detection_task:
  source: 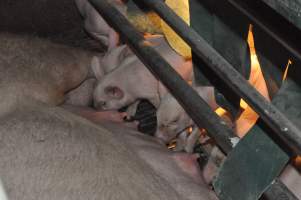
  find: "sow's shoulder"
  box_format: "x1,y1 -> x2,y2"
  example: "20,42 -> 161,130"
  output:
0,103 -> 182,200
0,33 -> 93,105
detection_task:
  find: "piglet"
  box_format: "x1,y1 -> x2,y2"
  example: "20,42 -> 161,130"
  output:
156,86 -> 219,152
92,35 -> 193,111
75,0 -> 127,50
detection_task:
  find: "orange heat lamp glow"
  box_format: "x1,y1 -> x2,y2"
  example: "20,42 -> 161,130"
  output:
187,127 -> 193,135
283,59 -> 293,81
234,24 -> 271,138
293,156 -> 301,171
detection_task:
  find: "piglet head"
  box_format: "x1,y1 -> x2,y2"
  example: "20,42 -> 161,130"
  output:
93,80 -> 126,110
155,93 -> 192,143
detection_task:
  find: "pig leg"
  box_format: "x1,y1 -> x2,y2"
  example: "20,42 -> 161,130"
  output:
61,105 -> 125,122
61,105 -> 137,129
108,28 -> 120,50
172,153 -> 205,185
185,128 -> 200,153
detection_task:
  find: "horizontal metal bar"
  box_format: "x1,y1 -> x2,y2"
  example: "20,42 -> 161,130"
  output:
88,0 -> 236,153
140,0 -> 301,157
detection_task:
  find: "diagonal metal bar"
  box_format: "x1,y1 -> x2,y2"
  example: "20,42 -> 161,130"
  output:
139,0 -> 301,157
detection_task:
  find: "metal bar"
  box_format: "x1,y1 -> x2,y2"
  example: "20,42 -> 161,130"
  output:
228,0 -> 301,62
139,0 -> 301,157
262,179 -> 299,200
88,0 -> 235,153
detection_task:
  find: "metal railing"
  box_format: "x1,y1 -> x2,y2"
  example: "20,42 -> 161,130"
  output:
88,0 -> 301,199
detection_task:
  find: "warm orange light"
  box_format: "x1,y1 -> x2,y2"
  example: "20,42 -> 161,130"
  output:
215,107 -> 227,117
235,24 -> 270,138
294,156 -> 301,169
283,59 -> 293,81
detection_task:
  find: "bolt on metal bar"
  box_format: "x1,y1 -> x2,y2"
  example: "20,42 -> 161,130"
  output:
139,0 -> 301,157
89,0 -> 236,153
88,0 -> 298,199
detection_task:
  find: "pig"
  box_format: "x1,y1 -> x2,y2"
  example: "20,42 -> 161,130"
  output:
0,33 -> 217,200
0,32 -> 125,122
155,86 -> 219,153
0,101 -> 218,200
75,0 -> 127,50
92,35 -> 193,111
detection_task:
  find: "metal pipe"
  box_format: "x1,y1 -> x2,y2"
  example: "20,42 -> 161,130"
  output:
89,0 -> 235,153
263,179 -> 299,200
139,0 -> 301,157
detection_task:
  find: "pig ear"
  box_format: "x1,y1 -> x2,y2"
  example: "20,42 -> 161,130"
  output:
102,45 -> 133,73
112,45 -> 133,64
105,86 -> 124,99
91,56 -> 105,79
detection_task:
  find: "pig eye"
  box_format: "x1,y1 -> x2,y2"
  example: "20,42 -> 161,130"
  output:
105,86 -> 124,99
171,119 -> 179,124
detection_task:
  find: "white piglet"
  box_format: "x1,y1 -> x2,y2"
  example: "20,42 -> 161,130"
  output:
156,86 -> 219,152
75,0 -> 127,50
92,35 -> 193,111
